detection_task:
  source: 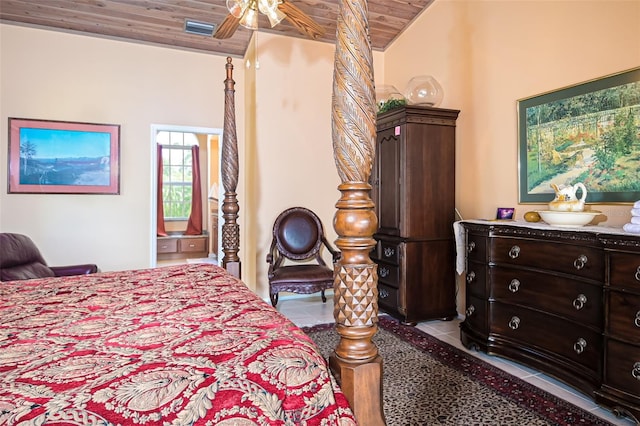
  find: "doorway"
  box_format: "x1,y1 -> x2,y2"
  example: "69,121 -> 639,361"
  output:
150,124 -> 223,267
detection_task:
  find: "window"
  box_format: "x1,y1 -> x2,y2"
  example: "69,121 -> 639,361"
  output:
157,131 -> 199,220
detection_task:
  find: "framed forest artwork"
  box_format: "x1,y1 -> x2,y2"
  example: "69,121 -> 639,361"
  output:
518,67 -> 640,204
8,118 -> 120,194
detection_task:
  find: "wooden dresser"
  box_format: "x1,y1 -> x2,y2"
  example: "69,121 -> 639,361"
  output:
371,106 -> 459,325
157,234 -> 209,261
458,220 -> 639,423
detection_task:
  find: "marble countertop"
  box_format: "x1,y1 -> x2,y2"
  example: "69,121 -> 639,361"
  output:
453,219 -> 637,275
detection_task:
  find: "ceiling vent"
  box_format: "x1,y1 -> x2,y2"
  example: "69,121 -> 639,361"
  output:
184,20 -> 216,37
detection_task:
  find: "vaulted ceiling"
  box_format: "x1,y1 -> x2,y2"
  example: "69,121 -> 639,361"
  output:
0,0 -> 435,57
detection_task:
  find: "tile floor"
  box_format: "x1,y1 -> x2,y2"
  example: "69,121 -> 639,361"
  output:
276,293 -> 637,426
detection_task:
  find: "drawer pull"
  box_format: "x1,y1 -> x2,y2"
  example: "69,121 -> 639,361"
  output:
573,338 -> 587,354
635,311 -> 640,328
467,241 -> 476,253
508,316 -> 520,330
465,305 -> 475,317
379,267 -> 390,278
573,254 -> 588,270
379,288 -> 389,299
508,245 -> 520,259
635,266 -> 640,282
466,270 -> 476,284
633,362 -> 640,380
573,294 -> 587,310
383,247 -> 395,258
189,243 -> 196,248
508,279 -> 520,293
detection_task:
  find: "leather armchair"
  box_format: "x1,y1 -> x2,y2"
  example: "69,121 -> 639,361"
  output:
266,207 -> 340,307
0,233 -> 98,281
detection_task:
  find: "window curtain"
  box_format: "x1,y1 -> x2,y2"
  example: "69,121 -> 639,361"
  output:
156,144 -> 168,237
185,145 -> 203,235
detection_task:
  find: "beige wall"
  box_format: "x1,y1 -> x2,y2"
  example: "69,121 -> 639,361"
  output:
247,33 -> 385,297
1,0 -> 639,307
385,0 -> 640,223
0,24 -> 244,273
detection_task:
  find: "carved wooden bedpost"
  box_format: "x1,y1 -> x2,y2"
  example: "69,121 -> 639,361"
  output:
330,1 -> 385,424
221,57 -> 241,278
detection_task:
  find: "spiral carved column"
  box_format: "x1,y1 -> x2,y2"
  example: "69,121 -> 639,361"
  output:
221,57 -> 241,278
330,0 -> 384,424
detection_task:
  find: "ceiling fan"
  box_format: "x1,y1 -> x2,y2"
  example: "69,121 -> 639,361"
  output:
214,0 -> 325,40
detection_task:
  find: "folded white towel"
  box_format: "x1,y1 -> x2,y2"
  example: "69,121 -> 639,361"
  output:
633,216 -> 640,225
632,208 -> 640,216
623,223 -> 640,234
634,200 -> 640,208
453,221 -> 466,275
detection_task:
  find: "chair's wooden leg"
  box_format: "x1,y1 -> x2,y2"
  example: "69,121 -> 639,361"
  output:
270,292 -> 278,307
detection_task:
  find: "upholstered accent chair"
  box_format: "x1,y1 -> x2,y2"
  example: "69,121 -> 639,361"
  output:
0,233 -> 98,281
266,207 -> 339,307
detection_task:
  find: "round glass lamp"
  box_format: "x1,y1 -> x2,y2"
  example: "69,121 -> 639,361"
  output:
404,75 -> 443,107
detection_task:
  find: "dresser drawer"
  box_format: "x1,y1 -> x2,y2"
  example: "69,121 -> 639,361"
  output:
465,262 -> 487,299
604,338 -> 640,399
377,262 -> 400,287
491,237 -> 603,281
157,238 -> 178,253
490,267 -> 602,328
179,237 -> 207,253
607,290 -> 640,344
464,295 -> 487,333
489,302 -> 601,372
379,241 -> 400,265
466,233 -> 487,263
609,252 -> 640,292
378,283 -> 399,312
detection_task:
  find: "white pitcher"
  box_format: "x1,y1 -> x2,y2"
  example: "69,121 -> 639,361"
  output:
548,183 -> 587,212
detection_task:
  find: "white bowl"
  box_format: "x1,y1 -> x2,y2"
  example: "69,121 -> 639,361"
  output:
536,210 -> 600,228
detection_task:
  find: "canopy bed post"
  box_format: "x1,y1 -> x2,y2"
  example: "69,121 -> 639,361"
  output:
221,57 -> 241,278
330,0 -> 385,424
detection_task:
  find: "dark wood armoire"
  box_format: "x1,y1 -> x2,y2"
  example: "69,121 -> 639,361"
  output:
370,105 -> 460,325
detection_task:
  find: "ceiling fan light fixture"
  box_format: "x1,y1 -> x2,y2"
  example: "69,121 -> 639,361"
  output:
226,0 -> 249,19
258,0 -> 285,27
239,3 -> 259,30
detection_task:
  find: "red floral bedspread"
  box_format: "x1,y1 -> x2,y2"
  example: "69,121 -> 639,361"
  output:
0,264 -> 355,425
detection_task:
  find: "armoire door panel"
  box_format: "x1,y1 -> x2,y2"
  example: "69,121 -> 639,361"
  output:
377,129 -> 400,236
403,125 -> 456,238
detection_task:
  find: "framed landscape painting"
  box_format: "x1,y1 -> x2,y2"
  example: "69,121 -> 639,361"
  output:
8,118 -> 120,194
518,67 -> 640,204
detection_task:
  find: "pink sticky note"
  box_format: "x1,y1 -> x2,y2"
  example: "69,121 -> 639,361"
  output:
394,126 -> 401,136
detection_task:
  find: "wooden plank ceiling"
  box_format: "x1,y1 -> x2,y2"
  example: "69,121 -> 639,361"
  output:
0,0 -> 434,57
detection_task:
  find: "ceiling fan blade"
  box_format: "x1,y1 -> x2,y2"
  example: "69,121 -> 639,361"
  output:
214,13 -> 240,39
278,0 -> 325,40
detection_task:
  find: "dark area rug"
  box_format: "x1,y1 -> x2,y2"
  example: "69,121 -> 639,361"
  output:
304,315 -> 614,426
